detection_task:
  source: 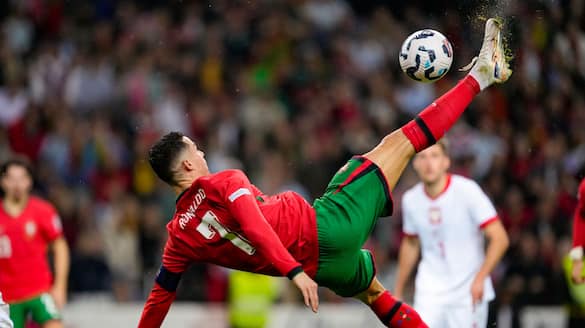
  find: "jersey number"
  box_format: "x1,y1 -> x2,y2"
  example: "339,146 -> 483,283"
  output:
0,235 -> 12,259
196,210 -> 256,255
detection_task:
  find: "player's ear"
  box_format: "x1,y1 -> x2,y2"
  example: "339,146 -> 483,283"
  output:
182,159 -> 194,171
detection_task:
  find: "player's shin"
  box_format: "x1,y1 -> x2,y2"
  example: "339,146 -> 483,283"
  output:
370,291 -> 428,328
400,75 -> 480,152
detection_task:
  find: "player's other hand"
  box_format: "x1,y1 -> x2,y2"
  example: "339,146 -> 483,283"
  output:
292,272 -> 319,313
470,276 -> 484,308
572,259 -> 585,284
50,284 -> 67,309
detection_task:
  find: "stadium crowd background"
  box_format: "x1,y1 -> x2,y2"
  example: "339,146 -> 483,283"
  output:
1,0 -> 585,326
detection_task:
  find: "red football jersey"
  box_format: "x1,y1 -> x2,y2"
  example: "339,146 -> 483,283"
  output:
573,178 -> 585,248
0,196 -> 63,302
165,169 -> 319,277
139,169 -> 319,327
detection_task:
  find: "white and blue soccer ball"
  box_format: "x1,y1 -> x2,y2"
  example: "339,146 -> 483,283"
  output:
399,29 -> 453,83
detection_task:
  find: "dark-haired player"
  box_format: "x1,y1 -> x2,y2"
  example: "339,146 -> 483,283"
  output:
0,159 -> 69,328
138,18 -> 512,328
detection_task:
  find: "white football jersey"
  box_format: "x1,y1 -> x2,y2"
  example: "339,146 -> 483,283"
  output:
401,174 -> 498,306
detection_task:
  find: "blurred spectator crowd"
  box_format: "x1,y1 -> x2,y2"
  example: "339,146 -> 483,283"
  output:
1,0 -> 585,326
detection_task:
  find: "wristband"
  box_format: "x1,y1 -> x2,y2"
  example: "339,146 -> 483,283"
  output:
570,246 -> 583,261
287,266 -> 304,280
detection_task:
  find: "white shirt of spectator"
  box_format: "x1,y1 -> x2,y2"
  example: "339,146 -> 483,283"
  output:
401,174 -> 498,306
0,88 -> 28,127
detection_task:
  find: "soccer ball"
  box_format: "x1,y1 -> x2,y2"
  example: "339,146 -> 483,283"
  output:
399,29 -> 453,83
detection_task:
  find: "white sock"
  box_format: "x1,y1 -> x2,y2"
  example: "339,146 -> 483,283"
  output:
469,69 -> 490,91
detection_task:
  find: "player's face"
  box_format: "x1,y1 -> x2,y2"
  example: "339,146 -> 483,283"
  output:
181,136 -> 209,174
0,165 -> 32,201
413,144 -> 450,184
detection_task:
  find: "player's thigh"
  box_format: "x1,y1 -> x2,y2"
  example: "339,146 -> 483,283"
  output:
445,301 -> 488,328
316,249 -> 376,298
414,298 -> 446,328
29,294 -> 61,326
362,130 -> 415,190
314,156 -> 392,252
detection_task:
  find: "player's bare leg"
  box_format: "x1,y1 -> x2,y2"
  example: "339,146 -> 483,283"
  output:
364,18 -> 511,186
355,277 -> 427,328
363,131 -> 415,190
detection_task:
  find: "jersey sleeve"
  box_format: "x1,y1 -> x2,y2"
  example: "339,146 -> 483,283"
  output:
222,170 -> 302,277
465,181 -> 498,229
250,184 -> 265,197
572,180 -> 585,248
401,194 -> 418,236
138,239 -> 188,328
38,203 -> 63,242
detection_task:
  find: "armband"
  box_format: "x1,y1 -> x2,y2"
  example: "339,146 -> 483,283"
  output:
155,266 -> 182,292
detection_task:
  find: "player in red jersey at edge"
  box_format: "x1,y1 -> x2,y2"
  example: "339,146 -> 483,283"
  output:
570,178 -> 585,284
138,19 -> 512,328
0,159 -> 70,328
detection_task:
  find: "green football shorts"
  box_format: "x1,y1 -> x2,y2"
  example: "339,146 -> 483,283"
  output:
313,156 -> 392,297
9,293 -> 61,328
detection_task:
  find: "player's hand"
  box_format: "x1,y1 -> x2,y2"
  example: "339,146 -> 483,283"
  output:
470,276 -> 484,308
572,259 -> 585,284
50,284 -> 67,309
292,272 -> 319,313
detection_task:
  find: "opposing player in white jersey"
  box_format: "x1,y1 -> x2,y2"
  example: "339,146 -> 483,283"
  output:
394,140 -> 509,328
0,293 -> 13,328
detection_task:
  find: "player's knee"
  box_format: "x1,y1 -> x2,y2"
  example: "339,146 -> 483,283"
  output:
357,278 -> 386,305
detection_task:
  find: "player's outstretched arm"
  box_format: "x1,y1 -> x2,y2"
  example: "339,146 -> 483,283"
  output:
138,282 -> 177,328
224,172 -> 303,274
50,236 -> 70,308
138,262 -> 184,328
394,235 -> 420,300
224,171 -> 318,310
471,220 -> 509,305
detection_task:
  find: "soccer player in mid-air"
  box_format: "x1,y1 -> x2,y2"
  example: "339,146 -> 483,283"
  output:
394,140 -> 509,328
138,18 -> 512,328
0,159 -> 70,328
570,177 -> 585,284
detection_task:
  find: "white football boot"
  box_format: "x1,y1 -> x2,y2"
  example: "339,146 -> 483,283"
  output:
461,18 -> 513,90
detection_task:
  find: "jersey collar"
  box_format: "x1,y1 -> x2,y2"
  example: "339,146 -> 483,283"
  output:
175,188 -> 189,204
424,174 -> 452,200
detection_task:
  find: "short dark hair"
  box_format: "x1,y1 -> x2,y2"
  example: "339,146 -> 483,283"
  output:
436,138 -> 449,155
148,132 -> 188,186
0,158 -> 33,179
